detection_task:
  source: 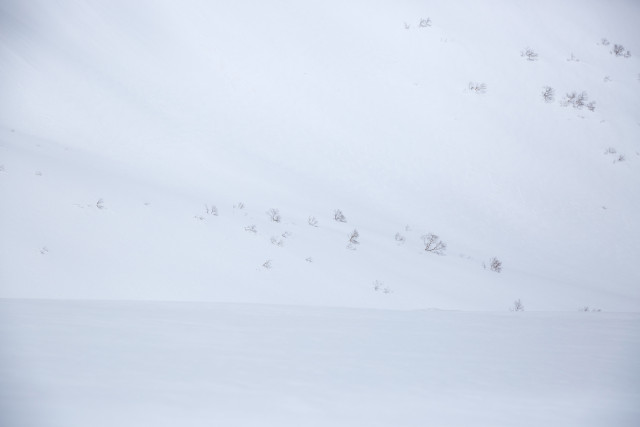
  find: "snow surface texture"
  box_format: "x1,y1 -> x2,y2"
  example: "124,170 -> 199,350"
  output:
1,299 -> 639,427
1,0 -> 640,425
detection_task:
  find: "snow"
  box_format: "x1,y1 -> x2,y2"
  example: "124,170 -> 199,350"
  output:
1,0 -> 640,424
1,299 -> 639,427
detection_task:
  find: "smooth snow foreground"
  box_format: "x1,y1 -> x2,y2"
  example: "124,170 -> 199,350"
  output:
1,299 -> 638,427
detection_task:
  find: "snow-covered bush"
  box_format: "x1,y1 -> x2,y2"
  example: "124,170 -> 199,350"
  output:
422,233 -> 446,255
468,82 -> 487,94
542,86 -> 555,103
205,204 -> 218,216
419,17 -> 432,28
490,257 -> 502,273
334,209 -> 347,223
395,232 -> 406,244
373,280 -> 391,294
521,48 -> 538,61
612,44 -> 629,57
560,91 -> 595,111
347,229 -> 360,249
511,299 -> 524,312
270,236 -> 284,247
267,208 -> 281,223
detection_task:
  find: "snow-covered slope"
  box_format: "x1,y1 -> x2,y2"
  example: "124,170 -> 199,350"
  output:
1,0 -> 639,310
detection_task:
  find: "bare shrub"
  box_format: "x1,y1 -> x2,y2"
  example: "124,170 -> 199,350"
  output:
308,216 -> 319,227
419,17 -> 432,28
542,86 -> 555,103
511,299 -> 524,312
403,22 -> 410,30
244,225 -> 257,233
601,38 -> 610,46
560,92 -> 576,107
604,147 -> 617,155
395,232 -> 406,244
521,48 -> 538,61
267,208 -> 281,223
612,44 -> 625,56
270,236 -> 284,247
205,204 -> 218,216
468,82 -> 487,94
580,306 -> 602,312
262,260 -> 272,269
489,257 -> 502,273
40,246 -> 49,255
575,92 -> 588,109
334,209 -> 347,223
348,229 -> 360,246
373,280 -> 392,294
566,53 -> 579,62
561,91 -> 594,111
422,233 -> 447,255
234,202 -> 245,210
305,257 -> 313,263
96,198 -> 105,209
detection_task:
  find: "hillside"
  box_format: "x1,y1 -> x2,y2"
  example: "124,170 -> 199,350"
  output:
2,0 -> 639,310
